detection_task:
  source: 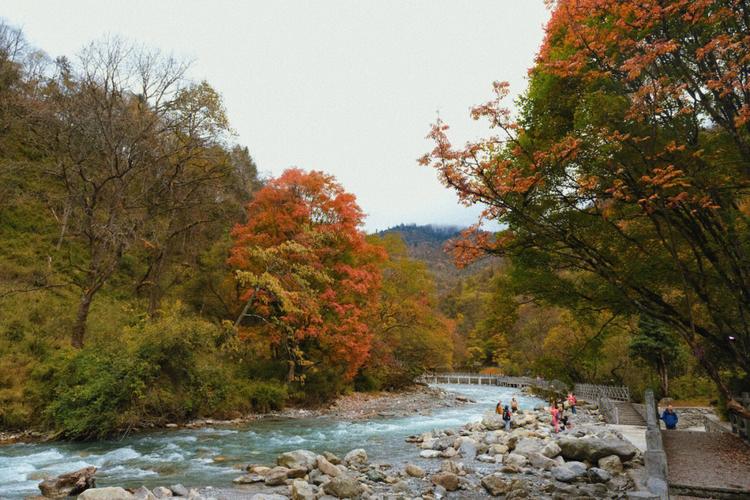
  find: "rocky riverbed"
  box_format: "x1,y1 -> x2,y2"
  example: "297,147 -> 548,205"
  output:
30,403 -> 651,499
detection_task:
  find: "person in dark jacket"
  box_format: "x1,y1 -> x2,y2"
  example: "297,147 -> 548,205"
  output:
661,405 -> 678,429
502,405 -> 512,431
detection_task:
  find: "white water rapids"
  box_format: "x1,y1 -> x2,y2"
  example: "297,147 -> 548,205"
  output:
0,384 -> 544,498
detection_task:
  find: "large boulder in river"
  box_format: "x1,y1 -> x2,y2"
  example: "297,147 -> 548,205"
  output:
558,436 -> 638,462
39,466 -> 97,498
277,449 -> 318,471
77,488 -> 134,500
323,475 -> 364,498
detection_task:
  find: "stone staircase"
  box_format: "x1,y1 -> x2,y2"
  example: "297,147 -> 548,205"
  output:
613,401 -> 647,426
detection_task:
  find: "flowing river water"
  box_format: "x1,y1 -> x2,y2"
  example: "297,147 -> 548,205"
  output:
0,384 -> 544,498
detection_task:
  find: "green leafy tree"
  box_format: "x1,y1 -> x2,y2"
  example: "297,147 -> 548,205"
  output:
630,315 -> 683,398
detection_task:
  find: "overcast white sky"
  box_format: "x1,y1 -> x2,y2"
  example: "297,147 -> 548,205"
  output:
3,1 -> 550,231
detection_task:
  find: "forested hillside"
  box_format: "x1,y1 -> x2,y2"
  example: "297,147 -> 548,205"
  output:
0,22 -> 451,438
376,224 -> 496,290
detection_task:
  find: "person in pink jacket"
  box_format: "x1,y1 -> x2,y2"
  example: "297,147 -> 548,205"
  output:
550,401 -> 561,433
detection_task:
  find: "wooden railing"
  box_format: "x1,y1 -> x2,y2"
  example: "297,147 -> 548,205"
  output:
574,382 -> 630,402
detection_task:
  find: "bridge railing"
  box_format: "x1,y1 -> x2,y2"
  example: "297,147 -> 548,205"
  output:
418,372 -> 551,389
574,382 -> 630,402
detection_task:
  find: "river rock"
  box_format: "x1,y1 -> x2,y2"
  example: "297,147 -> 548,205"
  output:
507,479 -> 530,498
38,466 -> 97,498
250,495 -> 288,500
287,467 -> 308,479
526,451 -> 557,470
323,451 -> 341,465
77,488 -> 135,500
277,449 -> 318,471
365,468 -> 386,482
588,467 -> 613,483
291,479 -> 315,500
541,441 -> 561,458
264,466 -> 289,486
233,473 -> 265,484
481,474 -> 511,496
323,475 -> 364,498
456,437 -> 478,459
133,487 -> 156,500
440,447 -> 458,458
405,463 -> 425,478
420,449 -> 441,458
484,430 -> 506,444
598,454 -> 623,474
513,438 -> 543,457
392,480 -> 410,493
431,472 -> 459,491
308,469 -> 328,485
551,461 -> 588,483
558,436 -> 638,462
343,448 -> 368,466
477,454 -> 497,463
152,487 -> 172,498
440,460 -> 461,475
551,465 -> 581,483
170,484 -> 188,497
317,455 -> 342,477
488,444 -> 509,455
482,412 -> 506,431
505,453 -> 528,468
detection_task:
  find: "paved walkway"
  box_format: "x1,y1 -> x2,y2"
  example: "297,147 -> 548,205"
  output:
662,430 -> 750,493
607,424 -> 646,451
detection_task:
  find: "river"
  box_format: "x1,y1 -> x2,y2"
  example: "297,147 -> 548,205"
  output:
0,384 -> 544,498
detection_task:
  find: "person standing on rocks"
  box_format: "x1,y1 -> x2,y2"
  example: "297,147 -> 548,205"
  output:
661,404 -> 679,429
567,392 -> 577,414
511,397 -> 519,413
495,400 -> 503,415
502,405 -> 512,430
550,401 -> 561,433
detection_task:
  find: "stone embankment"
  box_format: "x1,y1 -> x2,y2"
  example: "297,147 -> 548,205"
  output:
34,404 -> 650,499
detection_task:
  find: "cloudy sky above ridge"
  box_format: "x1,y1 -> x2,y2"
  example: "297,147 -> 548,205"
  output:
3,0 -> 550,231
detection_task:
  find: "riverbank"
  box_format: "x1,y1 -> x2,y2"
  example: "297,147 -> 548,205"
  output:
31,399 -> 650,499
0,385 -> 468,446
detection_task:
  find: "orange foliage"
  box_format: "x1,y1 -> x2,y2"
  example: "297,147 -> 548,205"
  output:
230,169 -> 384,381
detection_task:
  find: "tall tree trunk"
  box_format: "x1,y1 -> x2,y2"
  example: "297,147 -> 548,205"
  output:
71,290 -> 95,348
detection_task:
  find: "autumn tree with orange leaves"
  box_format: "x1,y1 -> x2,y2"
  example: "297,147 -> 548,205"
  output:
422,0 -> 750,398
229,169 -> 384,387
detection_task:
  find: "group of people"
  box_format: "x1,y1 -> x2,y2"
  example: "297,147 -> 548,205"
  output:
496,390 -> 679,433
549,392 -> 578,433
495,396 -> 520,430
494,392 -> 579,433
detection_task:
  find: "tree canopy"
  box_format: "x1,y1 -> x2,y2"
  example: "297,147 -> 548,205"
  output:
422,0 -> 750,398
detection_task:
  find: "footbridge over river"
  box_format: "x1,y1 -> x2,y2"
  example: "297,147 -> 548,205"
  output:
418,372 -> 552,390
